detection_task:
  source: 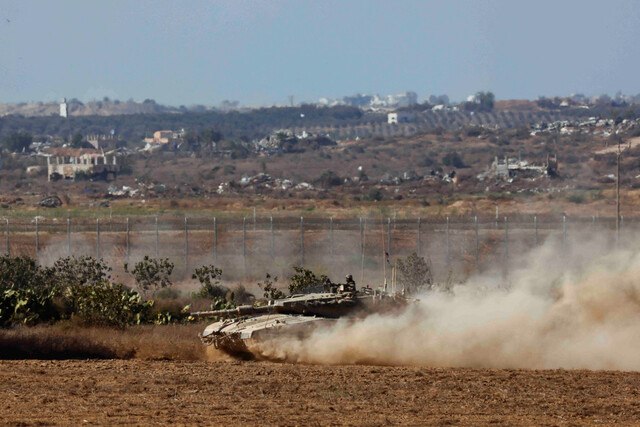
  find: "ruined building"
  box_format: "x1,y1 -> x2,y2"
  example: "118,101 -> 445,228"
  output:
46,148 -> 119,181
479,154 -> 558,181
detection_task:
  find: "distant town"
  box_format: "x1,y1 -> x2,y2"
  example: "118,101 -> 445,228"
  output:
0,90 -> 638,218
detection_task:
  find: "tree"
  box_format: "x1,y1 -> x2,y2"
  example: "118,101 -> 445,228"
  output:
70,133 -> 84,148
181,131 -> 200,152
476,91 -> 495,112
201,128 -> 223,144
2,132 -> 32,152
397,252 -> 433,295
316,170 -> 342,188
442,151 -> 466,168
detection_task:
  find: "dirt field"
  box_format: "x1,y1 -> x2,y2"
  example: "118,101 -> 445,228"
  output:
2,359 -> 640,426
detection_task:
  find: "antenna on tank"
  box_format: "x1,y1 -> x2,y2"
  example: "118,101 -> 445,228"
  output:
360,218 -> 366,287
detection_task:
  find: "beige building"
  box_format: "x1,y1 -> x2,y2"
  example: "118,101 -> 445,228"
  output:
143,130 -> 183,145
45,148 -> 119,181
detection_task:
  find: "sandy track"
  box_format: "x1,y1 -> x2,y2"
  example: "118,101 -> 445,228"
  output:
594,136 -> 640,155
1,360 -> 639,426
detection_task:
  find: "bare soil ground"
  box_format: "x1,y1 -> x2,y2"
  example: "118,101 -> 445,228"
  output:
2,359 -> 640,426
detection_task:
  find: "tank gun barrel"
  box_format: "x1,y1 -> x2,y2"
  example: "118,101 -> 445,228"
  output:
191,304 -> 277,319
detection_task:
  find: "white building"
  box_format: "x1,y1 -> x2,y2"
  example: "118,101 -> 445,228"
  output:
387,112 -> 415,124
60,98 -> 68,118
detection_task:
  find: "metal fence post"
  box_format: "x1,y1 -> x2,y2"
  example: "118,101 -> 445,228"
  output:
270,216 -> 274,261
387,217 -> 392,260
155,216 -> 159,258
67,218 -> 71,256
562,215 -> 566,253
359,217 -> 364,261
329,217 -> 334,264
475,216 -> 479,268
96,218 -> 100,259
504,216 -> 508,266
300,216 -> 305,267
213,217 -> 217,263
242,217 -> 247,276
417,217 -> 422,257
534,215 -> 538,247
445,217 -> 450,268
184,217 -> 188,272
5,219 -> 8,255
126,217 -> 130,264
35,216 -> 39,260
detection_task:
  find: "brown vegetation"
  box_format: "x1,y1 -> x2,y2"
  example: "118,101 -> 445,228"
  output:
0,323 -> 207,360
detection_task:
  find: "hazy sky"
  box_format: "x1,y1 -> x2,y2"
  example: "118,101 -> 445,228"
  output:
2,0 -> 640,106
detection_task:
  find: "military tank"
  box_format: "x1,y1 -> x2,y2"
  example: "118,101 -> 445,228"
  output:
191,276 -> 407,359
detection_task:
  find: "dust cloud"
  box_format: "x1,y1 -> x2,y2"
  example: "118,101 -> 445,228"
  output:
260,234 -> 640,370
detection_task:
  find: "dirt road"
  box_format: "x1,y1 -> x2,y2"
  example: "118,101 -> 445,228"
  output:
594,136 -> 640,155
1,360 -> 639,426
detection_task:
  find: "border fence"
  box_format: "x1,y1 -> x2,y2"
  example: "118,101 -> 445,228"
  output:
0,214 -> 630,284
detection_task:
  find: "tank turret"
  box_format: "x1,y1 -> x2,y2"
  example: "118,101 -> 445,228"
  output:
192,290 -> 361,320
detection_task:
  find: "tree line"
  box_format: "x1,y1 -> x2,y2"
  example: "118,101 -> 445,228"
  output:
0,105 -> 372,144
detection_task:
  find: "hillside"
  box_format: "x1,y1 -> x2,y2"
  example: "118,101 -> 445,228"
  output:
2,120 -> 640,220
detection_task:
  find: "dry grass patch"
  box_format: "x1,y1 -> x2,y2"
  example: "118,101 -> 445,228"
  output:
0,323 -> 209,360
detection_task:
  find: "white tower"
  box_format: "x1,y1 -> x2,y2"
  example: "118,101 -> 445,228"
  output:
60,97 -> 68,118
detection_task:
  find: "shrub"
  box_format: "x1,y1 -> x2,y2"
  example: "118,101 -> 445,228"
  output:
63,282 -> 153,329
365,187 -> 383,202
51,256 -> 111,288
566,192 -> 587,204
316,170 -> 342,188
464,127 -> 483,137
0,255 -> 176,328
192,265 -> 229,300
1,284 -> 60,326
442,151 -> 466,168
258,273 -> 285,300
154,288 -> 181,300
288,267 -> 328,295
0,255 -> 59,326
74,171 -> 92,181
125,256 -> 174,295
419,156 -> 435,167
232,285 -> 255,305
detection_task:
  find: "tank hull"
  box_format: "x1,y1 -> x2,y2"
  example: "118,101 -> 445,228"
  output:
200,313 -> 335,360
